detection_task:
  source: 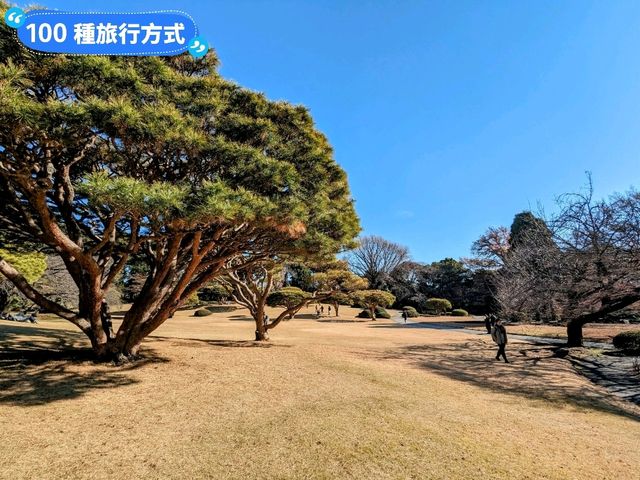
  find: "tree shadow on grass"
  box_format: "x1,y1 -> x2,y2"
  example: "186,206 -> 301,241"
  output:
371,339 -> 640,421
316,318 -> 369,323
152,336 -> 292,349
227,315 -> 254,321
569,354 -> 640,405
226,313 -> 315,321
293,313 -> 317,320
0,322 -> 168,406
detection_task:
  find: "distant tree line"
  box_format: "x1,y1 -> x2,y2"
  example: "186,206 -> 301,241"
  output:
346,235 -> 495,315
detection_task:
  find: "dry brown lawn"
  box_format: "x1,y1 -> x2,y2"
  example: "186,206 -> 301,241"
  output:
1,305 -> 639,480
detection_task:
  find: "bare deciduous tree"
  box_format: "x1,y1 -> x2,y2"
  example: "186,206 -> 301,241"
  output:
348,236 -> 409,289
551,183 -> 640,346
482,179 -> 640,347
471,226 -> 511,267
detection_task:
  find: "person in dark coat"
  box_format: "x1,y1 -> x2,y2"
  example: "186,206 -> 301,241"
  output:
484,314 -> 494,334
491,318 -> 509,363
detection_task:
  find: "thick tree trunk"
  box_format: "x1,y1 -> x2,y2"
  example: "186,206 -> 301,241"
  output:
255,324 -> 269,341
102,324 -> 145,363
369,306 -> 376,320
2,254 -> 160,363
75,333 -> 133,363
566,319 -> 584,347
76,274 -> 112,358
253,306 -> 269,341
119,336 -> 143,360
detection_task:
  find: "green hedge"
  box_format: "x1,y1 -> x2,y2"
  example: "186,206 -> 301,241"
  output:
193,308 -> 212,317
356,307 -> 391,319
424,298 -> 452,315
451,309 -> 469,317
612,330 -> 640,354
205,305 -> 237,313
403,306 -> 419,318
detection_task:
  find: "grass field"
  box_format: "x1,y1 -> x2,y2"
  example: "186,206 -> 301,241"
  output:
1,305 -> 639,479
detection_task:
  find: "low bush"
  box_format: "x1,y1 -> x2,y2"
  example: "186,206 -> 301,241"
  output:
424,298 -> 452,315
403,306 -> 419,318
356,306 -> 391,319
193,308 -> 212,317
205,305 -> 236,313
613,330 -> 640,355
451,308 -> 469,317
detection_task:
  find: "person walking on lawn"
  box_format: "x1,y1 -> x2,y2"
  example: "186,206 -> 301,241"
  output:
491,318 -> 509,363
484,313 -> 494,334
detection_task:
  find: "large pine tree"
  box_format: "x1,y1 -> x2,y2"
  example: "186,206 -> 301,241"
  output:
0,2 -> 359,361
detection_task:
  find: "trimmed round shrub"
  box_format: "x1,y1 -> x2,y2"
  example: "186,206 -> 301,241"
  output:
205,305 -> 236,313
356,306 -> 391,319
613,330 -> 640,354
424,298 -> 452,315
326,292 -> 353,306
267,287 -> 311,308
451,309 -> 469,317
351,290 -> 396,311
403,306 -> 419,318
193,308 -> 212,317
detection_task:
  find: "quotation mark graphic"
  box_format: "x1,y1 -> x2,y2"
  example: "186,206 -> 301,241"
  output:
5,7 -> 26,28
188,36 -> 208,59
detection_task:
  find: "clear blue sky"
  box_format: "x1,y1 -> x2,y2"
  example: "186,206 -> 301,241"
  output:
36,0 -> 640,263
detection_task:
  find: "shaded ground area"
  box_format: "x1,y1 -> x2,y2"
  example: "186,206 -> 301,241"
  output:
392,314 -> 640,407
0,323 -> 167,406
373,338 -> 639,420
1,306 -> 639,479
569,352 -> 640,405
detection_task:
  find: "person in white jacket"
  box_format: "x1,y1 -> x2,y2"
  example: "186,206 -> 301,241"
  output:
491,318 -> 509,363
